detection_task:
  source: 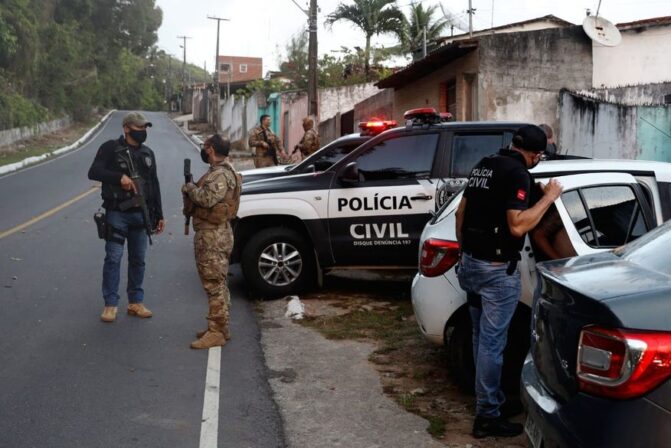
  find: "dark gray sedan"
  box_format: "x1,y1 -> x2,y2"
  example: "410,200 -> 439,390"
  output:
522,220 -> 671,448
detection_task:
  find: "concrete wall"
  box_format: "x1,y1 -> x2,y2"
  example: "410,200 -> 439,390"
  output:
353,89 -> 394,124
219,93 -> 259,149
558,90 -> 671,161
0,116 -> 72,148
479,26 -> 593,133
586,82 -> 671,105
319,83 -> 379,121
393,50 -> 480,123
280,91 -> 309,152
593,24 -> 671,88
319,114 -> 339,146
192,88 -> 210,123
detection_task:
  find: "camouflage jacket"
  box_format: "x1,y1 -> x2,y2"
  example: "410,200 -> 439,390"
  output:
183,160 -> 238,231
248,125 -> 284,154
295,128 -> 320,156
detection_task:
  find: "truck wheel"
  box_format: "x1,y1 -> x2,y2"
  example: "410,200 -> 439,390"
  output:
241,227 -> 316,298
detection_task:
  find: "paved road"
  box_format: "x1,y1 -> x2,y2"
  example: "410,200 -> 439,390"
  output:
0,111 -> 285,448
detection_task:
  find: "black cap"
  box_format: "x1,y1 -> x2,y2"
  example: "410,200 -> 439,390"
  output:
512,125 -> 547,153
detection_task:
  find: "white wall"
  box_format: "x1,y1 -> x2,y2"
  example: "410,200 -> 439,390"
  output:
319,83 -> 379,121
0,116 -> 72,148
593,24 -> 671,88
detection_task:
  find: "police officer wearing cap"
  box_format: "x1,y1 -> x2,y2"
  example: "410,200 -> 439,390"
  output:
455,124 -> 563,439
88,112 -> 165,323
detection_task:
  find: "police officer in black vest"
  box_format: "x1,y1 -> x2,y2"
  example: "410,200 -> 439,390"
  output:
88,112 -> 165,323
455,125 -> 562,439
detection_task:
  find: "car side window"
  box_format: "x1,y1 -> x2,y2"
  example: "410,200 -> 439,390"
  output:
451,133 -> 507,177
354,133 -> 439,181
562,185 -> 650,248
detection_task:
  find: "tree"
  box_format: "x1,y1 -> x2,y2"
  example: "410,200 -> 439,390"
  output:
325,0 -> 404,80
278,32 -> 309,90
400,2 -> 449,57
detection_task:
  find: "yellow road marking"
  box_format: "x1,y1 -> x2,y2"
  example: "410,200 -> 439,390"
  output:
0,186 -> 99,240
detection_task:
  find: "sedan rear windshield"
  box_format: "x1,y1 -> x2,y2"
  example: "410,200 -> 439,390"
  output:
614,221 -> 671,275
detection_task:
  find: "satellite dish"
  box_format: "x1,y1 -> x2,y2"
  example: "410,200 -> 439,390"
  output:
583,15 -> 622,47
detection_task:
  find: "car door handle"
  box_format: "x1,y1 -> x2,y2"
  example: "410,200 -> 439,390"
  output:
410,194 -> 433,201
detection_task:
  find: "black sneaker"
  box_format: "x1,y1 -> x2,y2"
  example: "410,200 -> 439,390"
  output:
472,415 -> 524,439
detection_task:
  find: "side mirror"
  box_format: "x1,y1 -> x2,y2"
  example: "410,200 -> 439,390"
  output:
339,162 -> 359,186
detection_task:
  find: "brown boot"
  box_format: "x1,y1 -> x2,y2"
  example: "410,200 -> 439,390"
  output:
127,303 -> 153,318
190,331 -> 227,349
100,306 -> 117,322
197,327 -> 230,340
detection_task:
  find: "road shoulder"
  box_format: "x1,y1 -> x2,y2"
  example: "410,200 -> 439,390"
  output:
259,298 -> 445,448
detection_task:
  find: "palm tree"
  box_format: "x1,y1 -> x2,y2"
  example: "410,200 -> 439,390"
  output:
325,0 -> 405,80
401,2 -> 450,57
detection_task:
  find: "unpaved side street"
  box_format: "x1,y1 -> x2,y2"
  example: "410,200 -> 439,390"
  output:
259,299 -> 445,448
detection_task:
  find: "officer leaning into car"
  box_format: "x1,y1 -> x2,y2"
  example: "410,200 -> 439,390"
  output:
88,112 -> 165,323
455,125 -> 563,439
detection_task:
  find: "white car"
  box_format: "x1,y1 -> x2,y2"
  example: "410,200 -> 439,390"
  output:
411,158 -> 671,392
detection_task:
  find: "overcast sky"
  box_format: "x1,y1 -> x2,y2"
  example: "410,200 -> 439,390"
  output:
155,0 -> 670,72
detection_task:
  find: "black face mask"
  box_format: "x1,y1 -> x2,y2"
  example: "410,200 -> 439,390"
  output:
200,148 -> 210,164
128,129 -> 147,144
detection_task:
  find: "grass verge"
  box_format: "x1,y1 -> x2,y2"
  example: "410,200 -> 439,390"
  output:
0,114 -> 103,167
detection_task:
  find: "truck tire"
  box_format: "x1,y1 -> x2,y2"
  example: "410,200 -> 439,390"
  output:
241,227 -> 316,298
447,308 -> 530,395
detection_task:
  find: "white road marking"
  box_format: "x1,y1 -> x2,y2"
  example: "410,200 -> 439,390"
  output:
199,347 -> 221,448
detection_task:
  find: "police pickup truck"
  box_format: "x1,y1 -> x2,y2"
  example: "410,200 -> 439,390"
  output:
234,109 -> 531,297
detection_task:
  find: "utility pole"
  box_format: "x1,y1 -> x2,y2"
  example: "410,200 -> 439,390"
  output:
307,0 -> 318,117
291,0 -> 318,117
207,16 -> 230,95
207,16 -> 229,132
177,35 -> 191,88
422,26 -> 427,58
467,0 -> 476,38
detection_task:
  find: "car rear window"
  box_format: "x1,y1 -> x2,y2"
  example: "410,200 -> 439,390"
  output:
562,185 -> 651,247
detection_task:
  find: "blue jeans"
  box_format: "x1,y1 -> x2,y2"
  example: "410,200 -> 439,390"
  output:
457,253 -> 521,418
102,210 -> 148,306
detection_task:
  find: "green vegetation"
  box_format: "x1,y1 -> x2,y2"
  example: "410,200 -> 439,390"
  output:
325,0 -> 405,80
0,0 -> 207,130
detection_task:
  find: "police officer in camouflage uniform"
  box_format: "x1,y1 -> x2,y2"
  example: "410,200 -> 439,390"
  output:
290,117 -> 320,162
182,134 -> 241,349
248,114 -> 285,168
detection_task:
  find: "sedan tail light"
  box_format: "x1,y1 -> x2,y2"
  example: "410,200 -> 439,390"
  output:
577,326 -> 671,399
419,239 -> 460,277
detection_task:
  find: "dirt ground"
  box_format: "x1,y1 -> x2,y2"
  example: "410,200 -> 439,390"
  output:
297,275 -> 527,448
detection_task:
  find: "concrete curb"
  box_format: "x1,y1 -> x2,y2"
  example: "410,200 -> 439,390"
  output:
0,109 -> 116,176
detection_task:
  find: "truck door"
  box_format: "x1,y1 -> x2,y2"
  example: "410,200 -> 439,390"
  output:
327,132 -> 441,266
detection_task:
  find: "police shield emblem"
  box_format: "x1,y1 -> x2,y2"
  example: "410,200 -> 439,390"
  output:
144,156 -> 153,168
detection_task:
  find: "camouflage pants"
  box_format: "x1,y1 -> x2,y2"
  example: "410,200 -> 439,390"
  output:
253,148 -> 276,168
194,226 -> 234,334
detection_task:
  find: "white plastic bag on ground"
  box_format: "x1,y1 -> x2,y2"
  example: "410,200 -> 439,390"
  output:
284,295 -> 305,320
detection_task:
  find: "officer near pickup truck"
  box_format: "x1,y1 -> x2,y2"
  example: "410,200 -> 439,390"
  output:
182,134 -> 241,349
455,125 -> 563,439
88,112 -> 165,323
248,114 -> 286,168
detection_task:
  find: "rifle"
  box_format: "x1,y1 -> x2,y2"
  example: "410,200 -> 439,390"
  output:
261,128 -> 278,165
121,148 -> 153,245
184,158 -> 193,235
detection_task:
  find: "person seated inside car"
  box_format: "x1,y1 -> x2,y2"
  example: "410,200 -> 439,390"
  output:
531,204 -> 576,261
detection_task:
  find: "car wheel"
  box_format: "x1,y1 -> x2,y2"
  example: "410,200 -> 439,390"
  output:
447,317 -> 475,393
447,307 -> 531,395
241,227 -> 316,298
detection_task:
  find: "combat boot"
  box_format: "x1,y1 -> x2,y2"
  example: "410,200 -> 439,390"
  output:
197,326 -> 230,340
190,331 -> 227,349
100,306 -> 117,322
127,303 -> 153,318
